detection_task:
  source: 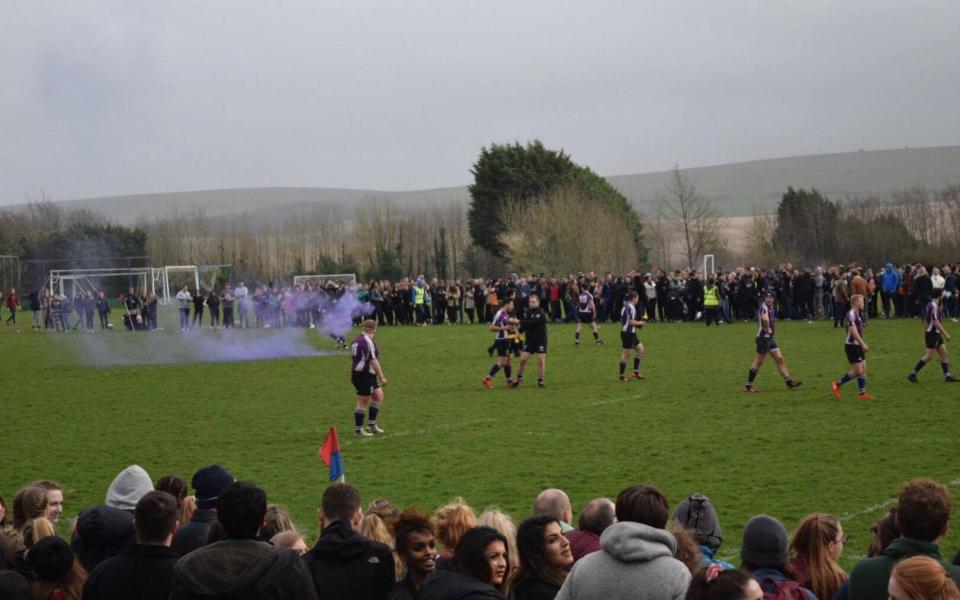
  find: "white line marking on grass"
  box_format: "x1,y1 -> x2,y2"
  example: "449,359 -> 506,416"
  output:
586,395 -> 643,407
718,475 -> 960,562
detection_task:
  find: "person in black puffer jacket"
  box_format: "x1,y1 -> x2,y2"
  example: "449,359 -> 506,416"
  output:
303,483 -> 395,600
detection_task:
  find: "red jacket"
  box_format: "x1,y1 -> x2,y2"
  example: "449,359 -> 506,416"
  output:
564,529 -> 602,562
5,293 -> 17,309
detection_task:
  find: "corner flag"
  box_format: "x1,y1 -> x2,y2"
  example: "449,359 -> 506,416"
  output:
319,427 -> 345,482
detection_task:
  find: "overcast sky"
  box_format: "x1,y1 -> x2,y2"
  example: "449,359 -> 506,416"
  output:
2,0 -> 958,204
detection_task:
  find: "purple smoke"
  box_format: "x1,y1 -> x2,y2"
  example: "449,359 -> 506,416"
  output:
320,290 -> 373,338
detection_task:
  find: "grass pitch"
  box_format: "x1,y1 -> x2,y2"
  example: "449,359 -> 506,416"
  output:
2,312 -> 958,569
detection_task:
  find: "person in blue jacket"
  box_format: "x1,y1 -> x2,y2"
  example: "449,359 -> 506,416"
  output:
881,263 -> 900,319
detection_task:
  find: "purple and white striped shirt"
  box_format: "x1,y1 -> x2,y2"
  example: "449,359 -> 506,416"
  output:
351,333 -> 379,374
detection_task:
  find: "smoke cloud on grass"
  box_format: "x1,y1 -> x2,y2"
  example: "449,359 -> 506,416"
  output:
69,290 -> 373,367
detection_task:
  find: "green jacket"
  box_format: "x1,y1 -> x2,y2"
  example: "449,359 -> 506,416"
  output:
847,537 -> 960,600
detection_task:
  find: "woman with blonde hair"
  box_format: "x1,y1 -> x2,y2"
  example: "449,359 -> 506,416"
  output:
889,555 -> 960,600
434,497 -> 477,570
477,507 -> 519,571
788,513 -> 847,600
20,517 -> 57,549
259,505 -> 296,541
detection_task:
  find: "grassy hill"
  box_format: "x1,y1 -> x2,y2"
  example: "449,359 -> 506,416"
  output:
19,146 -> 960,223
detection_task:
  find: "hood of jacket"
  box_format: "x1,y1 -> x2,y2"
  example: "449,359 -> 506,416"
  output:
310,519 -> 370,562
174,539 -> 300,598
418,570 -> 504,600
71,505 -> 136,571
600,521 -> 677,563
105,465 -> 153,511
882,537 -> 945,562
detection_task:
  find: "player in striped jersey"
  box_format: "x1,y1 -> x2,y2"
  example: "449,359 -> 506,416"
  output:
351,319 -> 388,436
482,297 -> 517,389
618,291 -> 646,381
574,284 -> 604,345
831,294 -> 873,400
907,288 -> 957,383
745,291 -> 802,392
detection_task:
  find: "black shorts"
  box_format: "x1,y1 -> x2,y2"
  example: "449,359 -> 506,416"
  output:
845,343 -> 865,364
494,338 -> 512,357
755,336 -> 779,354
621,331 -> 639,349
925,331 -> 944,349
578,311 -> 595,324
351,372 -> 380,396
524,337 -> 547,354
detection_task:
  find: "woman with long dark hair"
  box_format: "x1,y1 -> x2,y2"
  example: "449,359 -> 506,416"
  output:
419,526 -> 510,600
512,515 -> 573,600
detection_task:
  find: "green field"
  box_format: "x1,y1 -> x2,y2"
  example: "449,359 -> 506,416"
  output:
2,312 -> 958,569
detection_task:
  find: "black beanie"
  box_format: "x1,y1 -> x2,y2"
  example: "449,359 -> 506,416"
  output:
192,465 -> 235,509
29,536 -> 74,582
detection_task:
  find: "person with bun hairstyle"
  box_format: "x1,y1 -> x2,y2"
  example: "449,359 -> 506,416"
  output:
888,556 -> 960,600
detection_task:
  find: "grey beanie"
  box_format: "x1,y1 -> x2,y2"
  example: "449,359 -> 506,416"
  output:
673,492 -> 722,551
740,514 -> 789,567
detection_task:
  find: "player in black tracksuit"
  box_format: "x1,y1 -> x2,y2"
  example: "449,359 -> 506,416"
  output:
510,293 -> 548,388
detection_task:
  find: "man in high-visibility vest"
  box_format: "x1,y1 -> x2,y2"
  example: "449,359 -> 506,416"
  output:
412,278 -> 427,326
702,276 -> 723,327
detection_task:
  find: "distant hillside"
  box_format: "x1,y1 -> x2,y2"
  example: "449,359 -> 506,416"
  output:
19,146 -> 960,224
608,146 -> 960,216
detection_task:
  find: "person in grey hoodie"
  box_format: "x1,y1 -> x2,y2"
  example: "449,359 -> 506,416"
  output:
72,465 -> 154,572
555,484 -> 690,600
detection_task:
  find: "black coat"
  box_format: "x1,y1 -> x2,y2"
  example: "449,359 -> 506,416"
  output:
171,538 -> 317,600
418,570 -> 504,600
172,508 -> 217,557
82,544 -> 178,600
513,577 -> 560,600
303,519 -> 395,600
71,505 -> 137,573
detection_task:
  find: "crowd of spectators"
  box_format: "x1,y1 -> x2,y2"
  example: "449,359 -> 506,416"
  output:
6,261 -> 958,334
2,467 -> 959,599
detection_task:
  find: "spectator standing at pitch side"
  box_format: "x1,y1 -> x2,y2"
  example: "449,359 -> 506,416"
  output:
847,478 -> 960,598
171,482 -> 317,600
564,498 -> 615,562
555,484 -> 690,600
304,483 -> 395,600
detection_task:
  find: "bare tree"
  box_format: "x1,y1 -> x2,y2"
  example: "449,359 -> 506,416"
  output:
655,165 -> 725,269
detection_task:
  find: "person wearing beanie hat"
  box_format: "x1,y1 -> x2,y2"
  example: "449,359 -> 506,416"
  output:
30,535 -> 88,599
105,465 -> 153,512
171,465 -> 234,557
672,493 -> 734,571
740,515 -> 815,599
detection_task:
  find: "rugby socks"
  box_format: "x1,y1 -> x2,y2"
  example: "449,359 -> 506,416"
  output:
354,410 -> 365,430
747,368 -> 758,385
487,364 -> 500,379
912,360 -> 927,375
575,332 -> 581,342
784,376 -> 794,387
368,405 -> 379,426
619,362 -> 627,376
942,362 -> 951,376
837,373 -> 853,386
857,376 -> 867,394
592,331 -> 599,341
504,365 -> 512,380
633,357 -> 641,373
